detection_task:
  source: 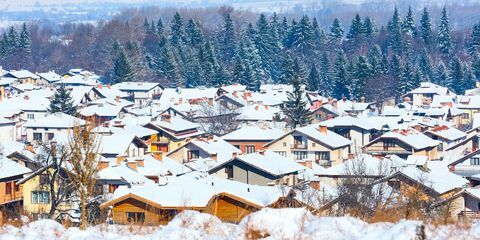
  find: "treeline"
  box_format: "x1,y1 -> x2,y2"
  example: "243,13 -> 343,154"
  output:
2,6 -> 480,101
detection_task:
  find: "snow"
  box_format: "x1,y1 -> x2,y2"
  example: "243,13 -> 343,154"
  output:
2,208 -> 480,239
295,124 -> 352,149
23,112 -> 86,129
221,125 -> 285,141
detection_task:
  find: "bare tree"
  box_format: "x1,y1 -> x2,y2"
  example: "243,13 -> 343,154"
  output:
35,141 -> 73,219
196,102 -> 240,136
65,124 -> 101,229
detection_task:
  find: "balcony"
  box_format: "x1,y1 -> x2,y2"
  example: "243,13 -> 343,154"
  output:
151,137 -> 170,144
0,185 -> 23,205
458,211 -> 480,220
317,160 -> 332,168
290,144 -> 307,149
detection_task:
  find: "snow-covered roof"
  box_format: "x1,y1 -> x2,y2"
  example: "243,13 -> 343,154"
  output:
97,163 -> 151,185
115,82 -> 161,91
368,129 -> 440,150
406,82 -> 452,96
318,154 -> 402,177
237,104 -> 281,121
319,116 -> 383,130
215,150 -> 305,176
56,75 -> 98,86
37,71 -> 61,83
4,70 -> 39,79
99,133 -> 146,155
23,113 -> 86,129
220,84 -> 246,93
221,125 -> 284,141
181,136 -> 241,163
425,125 -> 466,142
151,116 -> 200,132
294,124 -> 352,149
0,157 -> 31,180
79,103 -> 124,117
130,154 -> 189,177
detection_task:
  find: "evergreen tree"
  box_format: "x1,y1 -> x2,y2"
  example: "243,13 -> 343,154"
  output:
472,52 -> 480,80
390,54 -> 404,99
387,7 -> 403,54
332,50 -> 351,99
18,23 -> 31,54
329,18 -> 344,47
347,14 -> 364,40
352,56 -> 371,99
402,6 -> 416,36
463,63 -> 476,92
278,53 -> 295,84
7,26 -> 18,54
218,13 -> 236,64
434,61 -> 448,86
150,35 -> 180,86
400,60 -> 418,94
48,84 -> 77,116
232,57 -> 245,84
368,45 -> 383,74
110,41 -> 135,85
156,18 -> 164,35
420,7 -> 433,45
185,19 -> 204,48
312,18 -> 327,52
318,52 -> 333,97
470,23 -> 480,54
170,12 -> 185,46
291,15 -> 314,57
254,14 -> 280,81
417,49 -> 433,81
282,60 -> 311,128
363,17 -> 378,39
437,6 -> 452,55
447,57 -> 464,92
307,64 -> 320,91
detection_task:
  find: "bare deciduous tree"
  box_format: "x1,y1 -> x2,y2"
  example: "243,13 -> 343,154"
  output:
66,124 -> 101,229
197,102 -> 240,136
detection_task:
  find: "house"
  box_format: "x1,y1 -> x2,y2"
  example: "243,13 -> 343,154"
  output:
167,136 -> 241,165
2,70 -> 39,85
0,117 -> 16,142
36,71 -> 61,85
221,125 -> 284,154
209,150 -> 305,186
114,82 -> 163,106
99,133 -> 148,159
79,103 -> 128,125
264,124 -> 351,167
403,82 -> 454,107
23,113 -> 86,143
424,125 -> 466,157
0,157 -> 31,223
447,149 -> 480,177
99,172 -> 296,224
363,129 -> 441,160
143,115 -> 205,153
319,116 -> 386,154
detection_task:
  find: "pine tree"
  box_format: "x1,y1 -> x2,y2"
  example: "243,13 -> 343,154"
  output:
470,23 -> 480,54
332,50 -> 351,99
363,17 -> 378,39
278,53 -> 295,84
218,13 -> 236,64
312,17 -> 327,52
291,15 -> 314,56
232,57 -> 245,84
318,52 -> 333,97
347,14 -> 364,40
472,53 -> 480,80
437,6 -> 452,55
387,7 -> 403,54
402,6 -> 416,37
434,61 -> 448,86
111,41 -> 135,85
420,7 -> 433,45
368,45 -> 383,74
307,64 -> 320,91
170,12 -> 185,46
7,26 -> 18,54
447,57 -> 464,92
150,35 -> 180,86
282,60 -> 311,129
185,19 -> 204,48
18,23 -> 31,54
329,18 -> 344,47
352,56 -> 371,99
463,63 -> 476,92
390,54 -> 404,99
157,18 -> 164,35
48,84 -> 77,116
254,13 -> 280,81
417,48 -> 433,81
400,60 -> 418,94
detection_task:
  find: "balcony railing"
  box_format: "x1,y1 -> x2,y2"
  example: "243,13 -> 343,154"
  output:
458,211 -> 480,220
290,144 -> 307,149
0,187 -> 23,205
317,160 -> 332,168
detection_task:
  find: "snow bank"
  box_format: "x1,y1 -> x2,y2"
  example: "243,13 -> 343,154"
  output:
0,208 -> 478,239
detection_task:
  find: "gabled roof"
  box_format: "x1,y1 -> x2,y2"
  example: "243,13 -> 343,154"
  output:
319,116 -> 382,130
364,129 -> 440,150
148,116 -> 201,133
168,136 -> 241,163
221,125 -> 284,141
3,70 -> 38,79
23,113 -> 86,128
317,154 -> 403,177
0,157 -> 31,180
209,150 -> 305,177
115,82 -> 162,91
99,133 -> 147,155
79,103 -> 125,117
37,71 -> 61,83
424,125 -> 466,142
406,82 -> 453,96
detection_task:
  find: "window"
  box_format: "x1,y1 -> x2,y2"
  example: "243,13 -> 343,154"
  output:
275,151 -> 286,157
126,212 -> 145,223
462,113 -> 470,120
47,133 -> 54,141
312,143 -> 316,147
437,143 -> 443,152
27,114 -> 34,120
187,150 -> 200,160
293,151 -> 307,160
225,165 -> 233,179
315,151 -> 330,160
33,133 -> 42,141
283,142 -> 287,147
245,145 -> 255,154
293,136 -> 303,145
383,139 -> 395,149
31,191 -> 50,204
471,158 -> 480,165
5,182 -> 12,195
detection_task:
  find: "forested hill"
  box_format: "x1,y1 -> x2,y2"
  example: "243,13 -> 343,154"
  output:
1,5 -> 480,102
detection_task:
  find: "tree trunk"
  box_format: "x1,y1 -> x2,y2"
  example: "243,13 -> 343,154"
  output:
80,190 -> 87,230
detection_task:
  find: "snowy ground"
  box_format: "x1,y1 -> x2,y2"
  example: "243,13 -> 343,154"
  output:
0,208 -> 478,239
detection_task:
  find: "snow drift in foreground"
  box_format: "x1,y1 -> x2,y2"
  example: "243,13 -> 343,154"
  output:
0,208 -> 478,239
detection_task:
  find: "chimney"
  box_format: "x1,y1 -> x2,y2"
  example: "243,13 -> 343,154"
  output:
232,152 -> 238,158
115,96 -> 120,102
319,125 -> 328,134
342,96 -> 347,102
447,102 -> 452,107
135,158 -> 144,167
127,161 -> 137,171
333,99 -> 338,110
360,96 -> 365,103
152,151 -> 163,161
328,97 -> 332,105
211,153 -> 218,161
233,91 -> 238,98
255,105 -> 259,110
23,95 -> 29,100
348,153 -> 355,159
207,135 -> 214,141
243,91 -> 249,100
97,84 -> 102,89
98,161 -> 109,171
264,105 -> 269,110
116,155 -> 127,165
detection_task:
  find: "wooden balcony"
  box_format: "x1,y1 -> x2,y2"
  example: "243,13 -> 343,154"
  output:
0,184 -> 23,205
290,144 -> 307,150
458,211 -> 480,220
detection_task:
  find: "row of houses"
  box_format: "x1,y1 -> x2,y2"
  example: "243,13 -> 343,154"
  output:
1,68 -> 480,224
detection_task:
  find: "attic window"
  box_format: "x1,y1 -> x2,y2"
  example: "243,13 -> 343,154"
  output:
471,158 -> 480,166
